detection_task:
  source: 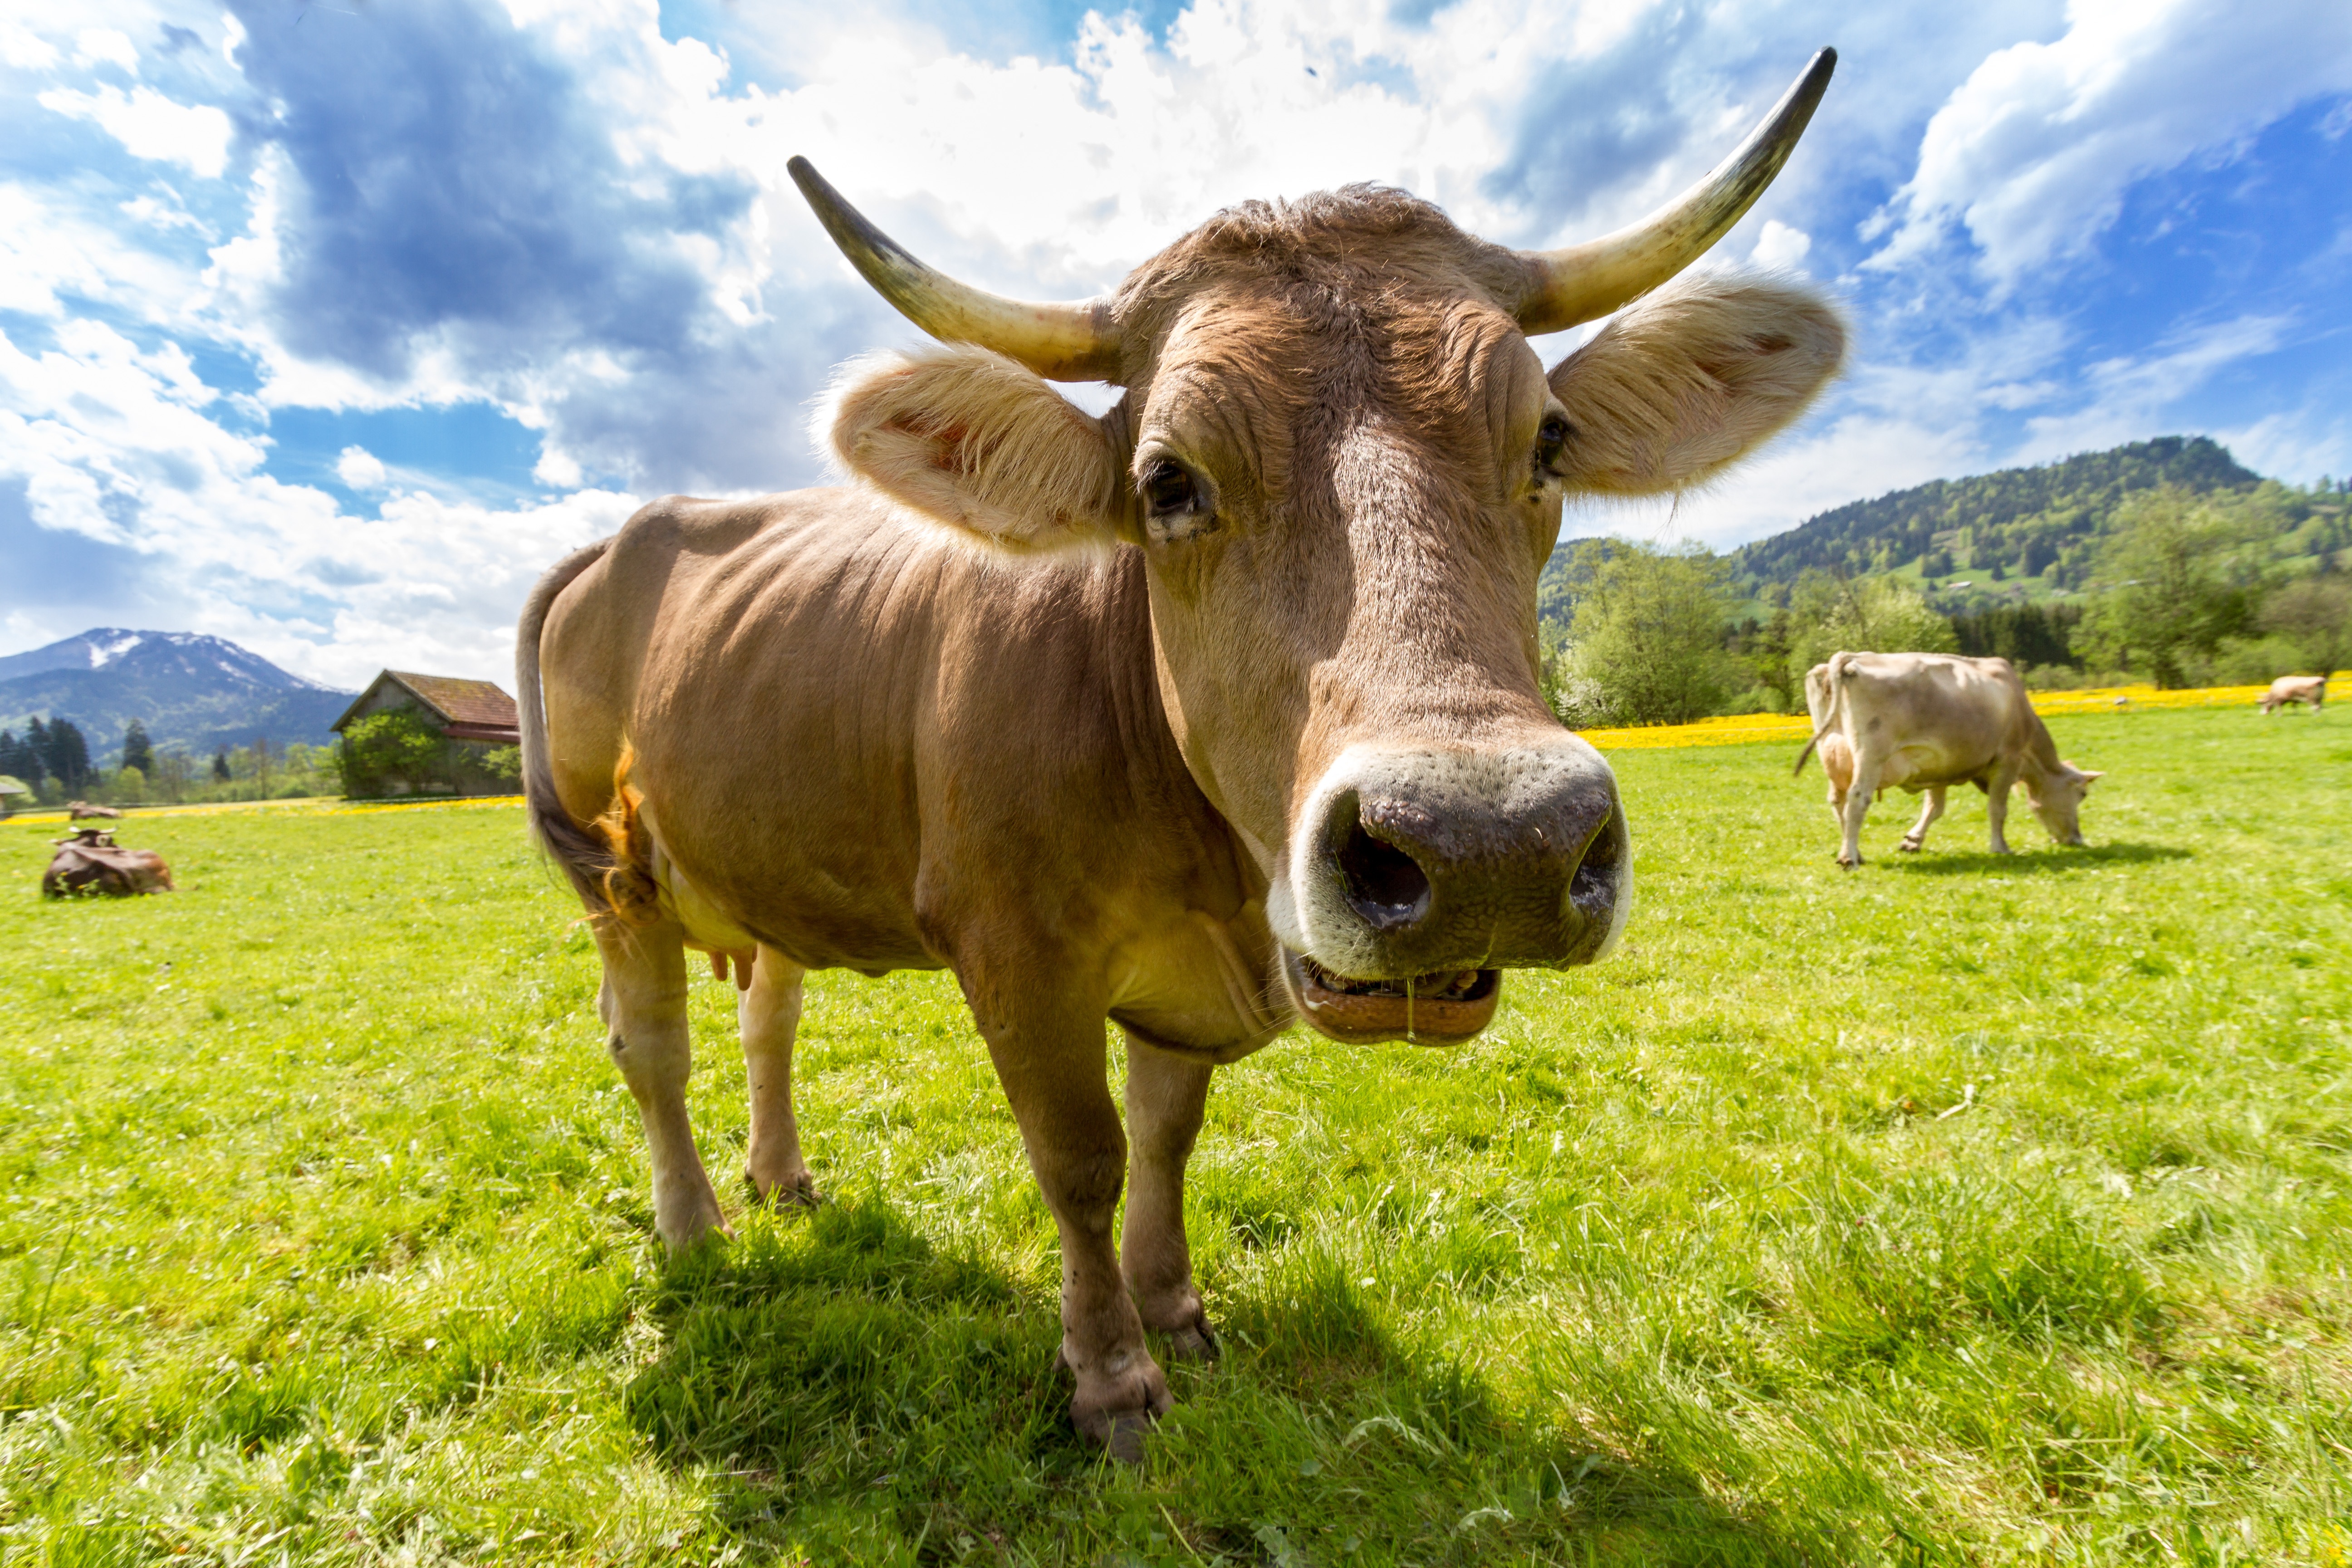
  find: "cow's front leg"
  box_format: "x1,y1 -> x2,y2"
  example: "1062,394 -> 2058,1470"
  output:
1898,786 -> 1947,853
1985,764 -> 2020,854
969,988 -> 1167,1458
740,944 -> 818,1205
1121,1034 -> 1216,1361
594,920 -> 726,1250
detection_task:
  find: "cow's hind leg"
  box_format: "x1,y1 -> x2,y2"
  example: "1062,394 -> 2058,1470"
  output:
968,983 -> 1168,1459
1898,786 -> 1947,853
740,944 -> 819,1206
595,919 -> 727,1250
1121,1034 -> 1217,1361
1837,757 -> 1879,867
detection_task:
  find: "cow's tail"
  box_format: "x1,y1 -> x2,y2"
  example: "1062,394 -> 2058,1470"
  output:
516,538 -> 655,922
1793,651 -> 1851,777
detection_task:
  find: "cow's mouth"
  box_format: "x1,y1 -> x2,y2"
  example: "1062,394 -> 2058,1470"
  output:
1280,950 -> 1501,1046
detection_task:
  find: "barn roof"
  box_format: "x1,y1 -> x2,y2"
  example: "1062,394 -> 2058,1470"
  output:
334,671 -> 521,744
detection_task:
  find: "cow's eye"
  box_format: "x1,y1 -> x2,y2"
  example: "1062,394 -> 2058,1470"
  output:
1534,414 -> 1573,484
1143,459 -> 1197,515
1140,459 -> 1214,540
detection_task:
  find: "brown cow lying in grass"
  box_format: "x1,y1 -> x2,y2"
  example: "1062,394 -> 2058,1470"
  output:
43,828 -> 175,897
2259,675 -> 2327,714
1797,652 -> 2102,866
68,801 -> 125,820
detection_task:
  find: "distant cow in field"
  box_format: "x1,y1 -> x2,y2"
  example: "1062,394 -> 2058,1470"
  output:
1796,652 -> 2103,866
2259,675 -> 2326,714
67,801 -> 124,820
43,828 -> 174,897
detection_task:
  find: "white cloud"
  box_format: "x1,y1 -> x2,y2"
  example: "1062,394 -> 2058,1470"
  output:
2018,313 -> 2294,458
73,28 -> 138,74
532,446 -> 583,488
2,19 -> 61,69
38,83 -> 234,179
335,445 -> 387,489
1750,220 -> 1812,272
1870,0 -> 2352,284
0,318 -> 634,686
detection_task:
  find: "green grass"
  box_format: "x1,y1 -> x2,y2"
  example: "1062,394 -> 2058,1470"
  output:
2,709 -> 2347,1565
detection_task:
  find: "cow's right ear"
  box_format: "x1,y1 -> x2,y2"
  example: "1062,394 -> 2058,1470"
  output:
828,345 -> 1127,552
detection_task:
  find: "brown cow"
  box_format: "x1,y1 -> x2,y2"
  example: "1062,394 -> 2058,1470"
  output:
523,53 -> 1846,1453
43,828 -> 174,897
68,801 -> 125,820
2259,675 -> 2327,713
1797,651 -> 2102,865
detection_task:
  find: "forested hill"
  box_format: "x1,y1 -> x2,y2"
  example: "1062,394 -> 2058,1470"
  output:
1728,436 -> 2263,591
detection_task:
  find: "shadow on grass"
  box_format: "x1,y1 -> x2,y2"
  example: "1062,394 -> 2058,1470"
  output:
623,1193 -> 1861,1565
1879,841 -> 2190,877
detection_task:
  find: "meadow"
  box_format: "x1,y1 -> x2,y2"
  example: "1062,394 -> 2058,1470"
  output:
0,707 -> 2346,1566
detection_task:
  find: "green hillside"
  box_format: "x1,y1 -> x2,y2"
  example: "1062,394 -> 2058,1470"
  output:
1720,436 -> 2352,602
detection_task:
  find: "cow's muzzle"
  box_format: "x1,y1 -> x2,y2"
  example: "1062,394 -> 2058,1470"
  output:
1275,742 -> 1630,1044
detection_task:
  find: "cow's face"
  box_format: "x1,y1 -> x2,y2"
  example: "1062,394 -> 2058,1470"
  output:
802,52 -> 1844,1044
832,239 -> 1842,1042
2025,764 -> 2102,846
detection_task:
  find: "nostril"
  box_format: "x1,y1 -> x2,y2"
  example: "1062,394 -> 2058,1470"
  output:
1568,807 -> 1624,916
1336,822 -> 1431,931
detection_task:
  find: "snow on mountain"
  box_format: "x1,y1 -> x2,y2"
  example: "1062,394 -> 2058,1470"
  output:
0,629 -> 339,691
0,628 -> 357,761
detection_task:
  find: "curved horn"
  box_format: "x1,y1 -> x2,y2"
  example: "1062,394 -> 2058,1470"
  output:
1514,48 -> 1836,335
787,156 -> 1122,383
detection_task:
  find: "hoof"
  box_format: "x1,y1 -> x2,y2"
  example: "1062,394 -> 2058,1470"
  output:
655,1189 -> 731,1254
1063,1346 -> 1173,1463
1897,839 -> 1923,853
747,1166 -> 822,1209
1836,855 -> 1862,868
1158,1316 -> 1221,1364
1100,1410 -> 1152,1465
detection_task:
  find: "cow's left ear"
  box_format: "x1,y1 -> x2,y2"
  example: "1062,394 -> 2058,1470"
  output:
1544,273 -> 1846,496
829,345 -> 1126,551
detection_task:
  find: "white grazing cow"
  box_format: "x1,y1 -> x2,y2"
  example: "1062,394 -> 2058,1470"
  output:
2259,675 -> 2326,714
1795,652 -> 2103,866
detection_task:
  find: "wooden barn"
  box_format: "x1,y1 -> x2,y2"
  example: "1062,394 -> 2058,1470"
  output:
333,671 -> 523,796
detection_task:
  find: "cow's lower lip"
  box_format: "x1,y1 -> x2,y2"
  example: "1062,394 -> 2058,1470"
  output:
1280,950 -> 1500,1045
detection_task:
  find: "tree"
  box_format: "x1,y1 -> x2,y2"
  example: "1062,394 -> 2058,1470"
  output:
0,729 -> 39,790
1784,570 -> 1956,694
41,718 -> 91,792
211,747 -> 232,782
156,750 -> 191,804
2078,487 -> 2259,688
120,720 -> 155,776
2259,575 -> 2352,680
336,708 -> 449,797
1554,544 -> 1740,726
1727,608 -> 1800,712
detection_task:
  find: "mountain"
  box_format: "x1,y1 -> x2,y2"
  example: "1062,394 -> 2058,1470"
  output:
1725,436 -> 2281,596
0,630 -> 356,763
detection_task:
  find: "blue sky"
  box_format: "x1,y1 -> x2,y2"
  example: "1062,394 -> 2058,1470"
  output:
3,0 -> 2348,686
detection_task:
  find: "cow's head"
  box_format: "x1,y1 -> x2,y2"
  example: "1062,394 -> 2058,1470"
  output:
798,51 -> 1846,1046
2026,763 -> 2102,847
